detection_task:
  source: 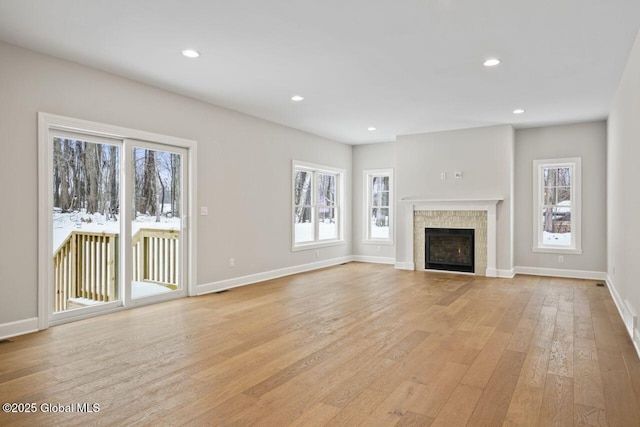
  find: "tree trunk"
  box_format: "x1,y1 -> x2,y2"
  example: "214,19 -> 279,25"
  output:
84,142 -> 101,214
157,170 -> 165,222
544,207 -> 554,233
53,141 -> 61,208
140,150 -> 157,215
60,140 -> 73,211
76,142 -> 86,211
171,155 -> 180,216
109,145 -> 118,220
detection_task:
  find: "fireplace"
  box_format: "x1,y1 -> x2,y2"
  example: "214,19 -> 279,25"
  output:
402,200 -> 500,276
425,228 -> 475,273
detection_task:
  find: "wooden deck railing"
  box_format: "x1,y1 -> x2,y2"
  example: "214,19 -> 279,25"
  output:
132,228 -> 180,288
53,231 -> 118,312
53,228 -> 180,312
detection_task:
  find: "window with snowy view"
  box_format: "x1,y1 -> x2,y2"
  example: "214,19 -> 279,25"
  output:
533,158 -> 582,254
364,169 -> 393,243
293,161 -> 343,248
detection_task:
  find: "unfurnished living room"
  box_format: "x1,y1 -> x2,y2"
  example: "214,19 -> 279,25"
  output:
1,1 -> 640,426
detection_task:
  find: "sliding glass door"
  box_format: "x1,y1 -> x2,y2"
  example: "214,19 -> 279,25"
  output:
48,128 -> 189,323
51,131 -> 122,314
128,142 -> 186,303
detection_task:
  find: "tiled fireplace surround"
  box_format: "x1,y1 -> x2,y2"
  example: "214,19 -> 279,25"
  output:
401,199 -> 502,277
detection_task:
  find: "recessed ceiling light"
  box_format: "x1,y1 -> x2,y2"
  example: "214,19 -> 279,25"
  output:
181,49 -> 200,58
368,127 -> 376,131
291,95 -> 304,102
513,109 -> 525,114
483,58 -> 501,67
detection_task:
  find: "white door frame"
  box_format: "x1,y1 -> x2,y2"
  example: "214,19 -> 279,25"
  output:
38,113 -> 198,329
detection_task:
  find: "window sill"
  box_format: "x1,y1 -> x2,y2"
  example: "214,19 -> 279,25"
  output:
532,247 -> 583,255
362,240 -> 394,246
292,239 -> 345,252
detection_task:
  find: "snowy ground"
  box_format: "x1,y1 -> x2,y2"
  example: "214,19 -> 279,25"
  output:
131,281 -> 174,299
53,210 -> 180,252
543,231 -> 571,246
295,221 -> 337,243
371,220 -> 390,239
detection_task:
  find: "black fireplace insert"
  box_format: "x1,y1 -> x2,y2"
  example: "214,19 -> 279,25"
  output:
425,228 -> 474,273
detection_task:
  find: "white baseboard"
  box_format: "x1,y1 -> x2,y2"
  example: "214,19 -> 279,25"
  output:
485,268 -> 498,278
623,299 -> 638,339
618,300 -> 638,339
514,266 -> 607,281
0,317 -> 39,340
606,275 -> 640,359
394,262 -> 415,270
497,268 -> 516,278
196,256 -> 353,295
352,255 -> 395,265
606,275 -> 625,317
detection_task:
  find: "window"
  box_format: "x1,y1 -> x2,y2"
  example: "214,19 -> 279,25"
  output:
364,169 -> 393,243
292,161 -> 344,249
533,158 -> 582,254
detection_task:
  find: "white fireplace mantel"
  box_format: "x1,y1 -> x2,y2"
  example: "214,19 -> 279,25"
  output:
399,198 -> 503,277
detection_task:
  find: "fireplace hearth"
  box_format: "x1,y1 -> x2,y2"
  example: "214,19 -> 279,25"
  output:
425,228 -> 474,273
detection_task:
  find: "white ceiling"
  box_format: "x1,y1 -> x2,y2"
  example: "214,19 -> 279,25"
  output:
1,0 -> 639,144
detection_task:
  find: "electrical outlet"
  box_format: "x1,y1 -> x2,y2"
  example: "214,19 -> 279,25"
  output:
229,258 -> 235,267
200,206 -> 208,215
315,250 -> 320,258
440,172 -> 446,180
454,171 -> 463,179
558,255 -> 564,263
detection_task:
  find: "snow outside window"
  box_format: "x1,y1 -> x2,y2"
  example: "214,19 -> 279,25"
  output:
532,158 -> 582,254
364,169 -> 393,243
293,161 -> 344,250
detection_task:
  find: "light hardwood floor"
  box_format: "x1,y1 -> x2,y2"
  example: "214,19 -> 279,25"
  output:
1,263 -> 639,426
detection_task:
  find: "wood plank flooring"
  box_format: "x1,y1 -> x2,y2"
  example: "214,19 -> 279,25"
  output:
1,263 -> 639,426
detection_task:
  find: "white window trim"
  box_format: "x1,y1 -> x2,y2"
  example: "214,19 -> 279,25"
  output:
532,157 -> 582,255
292,160 -> 345,251
363,169 -> 394,245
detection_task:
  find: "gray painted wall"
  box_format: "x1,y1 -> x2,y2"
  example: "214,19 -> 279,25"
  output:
352,142 -> 396,260
394,125 -> 515,272
514,122 -> 607,273
1,36 -> 628,330
0,41 -> 352,325
608,30 -> 640,332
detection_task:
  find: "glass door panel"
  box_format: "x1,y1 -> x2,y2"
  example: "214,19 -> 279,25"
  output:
52,134 -> 120,313
131,146 -> 183,300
